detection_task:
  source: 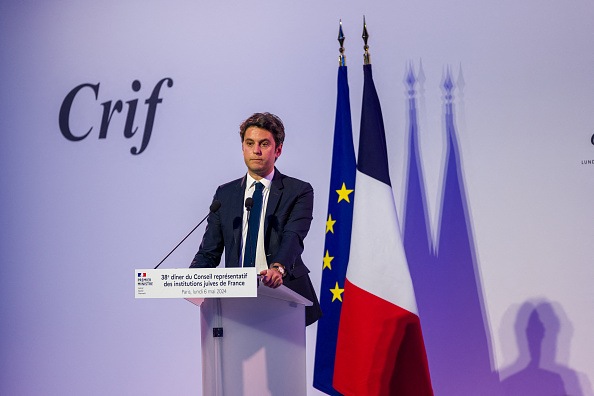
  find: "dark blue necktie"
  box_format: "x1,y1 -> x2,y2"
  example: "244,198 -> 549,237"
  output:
246,182 -> 263,267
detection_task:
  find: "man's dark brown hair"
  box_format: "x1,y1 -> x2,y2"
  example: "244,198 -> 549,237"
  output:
239,112 -> 285,148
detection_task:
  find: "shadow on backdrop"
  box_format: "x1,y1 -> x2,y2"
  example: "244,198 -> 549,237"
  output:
499,300 -> 592,396
402,63 -> 501,395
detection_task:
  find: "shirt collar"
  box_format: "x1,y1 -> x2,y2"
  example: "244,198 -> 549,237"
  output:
246,168 -> 274,191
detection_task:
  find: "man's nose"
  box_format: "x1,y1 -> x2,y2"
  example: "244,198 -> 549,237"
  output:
253,144 -> 262,154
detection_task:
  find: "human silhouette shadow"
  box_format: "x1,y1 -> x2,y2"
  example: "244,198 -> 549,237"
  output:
500,301 -> 592,396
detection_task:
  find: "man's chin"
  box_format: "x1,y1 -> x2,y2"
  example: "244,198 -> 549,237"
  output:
248,166 -> 273,178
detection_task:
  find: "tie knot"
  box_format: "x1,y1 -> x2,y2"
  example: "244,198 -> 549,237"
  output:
254,182 -> 263,192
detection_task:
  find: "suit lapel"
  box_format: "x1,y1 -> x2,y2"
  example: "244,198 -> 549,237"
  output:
229,176 -> 247,267
265,169 -> 283,233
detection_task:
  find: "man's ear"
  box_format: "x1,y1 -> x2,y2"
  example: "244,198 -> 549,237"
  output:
275,143 -> 283,159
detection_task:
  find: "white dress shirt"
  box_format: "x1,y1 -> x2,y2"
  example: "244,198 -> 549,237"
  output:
241,170 -> 274,273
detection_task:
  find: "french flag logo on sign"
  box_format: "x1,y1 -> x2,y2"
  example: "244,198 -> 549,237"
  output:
138,273 -> 146,277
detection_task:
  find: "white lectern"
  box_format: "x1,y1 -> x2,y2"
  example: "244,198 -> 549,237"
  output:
187,282 -> 312,396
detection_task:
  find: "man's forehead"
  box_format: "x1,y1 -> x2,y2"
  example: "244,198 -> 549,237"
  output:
244,127 -> 274,141
244,135 -> 271,141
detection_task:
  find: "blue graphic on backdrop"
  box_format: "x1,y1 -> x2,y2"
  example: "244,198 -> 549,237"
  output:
59,77 -> 173,155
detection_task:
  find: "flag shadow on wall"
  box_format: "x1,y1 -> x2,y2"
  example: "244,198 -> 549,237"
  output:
402,64 -> 501,395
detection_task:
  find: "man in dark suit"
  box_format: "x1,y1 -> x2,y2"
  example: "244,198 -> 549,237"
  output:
190,112 -> 322,326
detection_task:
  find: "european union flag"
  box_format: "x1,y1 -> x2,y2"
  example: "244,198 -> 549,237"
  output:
313,65 -> 356,395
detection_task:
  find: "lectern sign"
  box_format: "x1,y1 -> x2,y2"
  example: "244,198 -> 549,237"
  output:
135,268 -> 257,298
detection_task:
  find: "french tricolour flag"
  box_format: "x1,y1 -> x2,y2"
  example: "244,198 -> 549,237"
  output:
333,64 -> 433,396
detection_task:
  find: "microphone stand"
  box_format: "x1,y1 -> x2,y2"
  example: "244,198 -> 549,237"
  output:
154,200 -> 221,269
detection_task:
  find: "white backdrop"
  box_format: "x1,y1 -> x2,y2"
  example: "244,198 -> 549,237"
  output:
1,0 -> 593,395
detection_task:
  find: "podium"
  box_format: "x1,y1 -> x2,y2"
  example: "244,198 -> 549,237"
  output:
187,282 -> 313,396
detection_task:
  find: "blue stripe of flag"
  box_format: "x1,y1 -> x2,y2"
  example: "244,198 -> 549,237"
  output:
357,64 -> 391,187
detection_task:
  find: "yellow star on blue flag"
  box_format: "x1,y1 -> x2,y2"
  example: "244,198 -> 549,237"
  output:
330,282 -> 344,302
326,214 -> 336,234
336,182 -> 354,203
323,250 -> 334,270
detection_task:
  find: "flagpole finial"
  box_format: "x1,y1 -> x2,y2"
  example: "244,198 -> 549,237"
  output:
442,66 -> 454,102
406,61 -> 417,97
338,20 -> 346,67
362,16 -> 370,65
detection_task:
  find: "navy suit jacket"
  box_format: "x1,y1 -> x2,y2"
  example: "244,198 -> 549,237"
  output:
191,169 -> 322,325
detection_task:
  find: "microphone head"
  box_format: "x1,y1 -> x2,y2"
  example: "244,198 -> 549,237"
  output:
245,197 -> 254,211
210,200 -> 222,213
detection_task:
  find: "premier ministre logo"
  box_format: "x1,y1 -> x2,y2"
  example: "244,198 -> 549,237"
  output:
59,78 -> 173,155
137,273 -> 153,286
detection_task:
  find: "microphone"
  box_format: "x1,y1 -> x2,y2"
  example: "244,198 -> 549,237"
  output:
209,200 -> 222,213
244,197 -> 255,267
154,200 -> 221,269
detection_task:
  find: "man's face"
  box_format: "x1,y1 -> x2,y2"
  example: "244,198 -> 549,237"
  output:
242,126 -> 282,179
